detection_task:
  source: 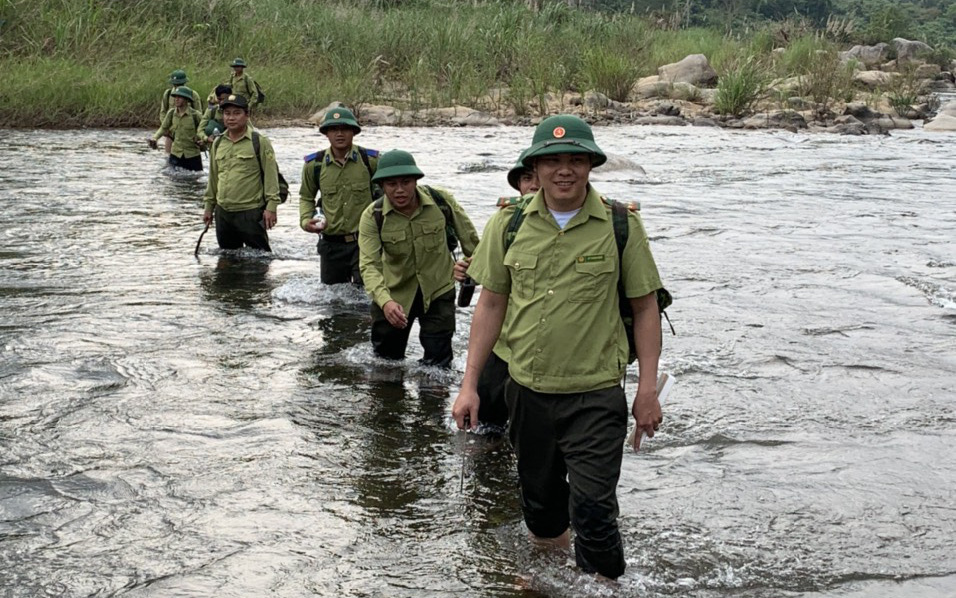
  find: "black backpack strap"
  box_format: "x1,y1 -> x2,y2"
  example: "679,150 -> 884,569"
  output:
503,196 -> 533,252
372,198 -> 385,249
422,185 -> 458,252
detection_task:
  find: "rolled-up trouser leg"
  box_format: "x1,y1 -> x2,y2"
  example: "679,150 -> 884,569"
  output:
418,289 -> 455,368
560,385 -> 628,579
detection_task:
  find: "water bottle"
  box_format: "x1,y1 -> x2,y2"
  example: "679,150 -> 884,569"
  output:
457,276 -> 476,307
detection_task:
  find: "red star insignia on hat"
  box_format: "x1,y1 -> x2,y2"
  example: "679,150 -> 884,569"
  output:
333,112 -> 341,118
553,127 -> 566,138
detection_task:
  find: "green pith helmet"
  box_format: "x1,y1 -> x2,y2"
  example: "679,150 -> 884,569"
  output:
168,69 -> 188,85
371,150 -> 425,183
521,114 -> 607,168
320,107 -> 361,134
170,86 -> 195,100
230,57 -> 247,68
507,148 -> 533,191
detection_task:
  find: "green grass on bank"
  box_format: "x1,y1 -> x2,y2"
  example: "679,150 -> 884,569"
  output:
0,0 -> 949,127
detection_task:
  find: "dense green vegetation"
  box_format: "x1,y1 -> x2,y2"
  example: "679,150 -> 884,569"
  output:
0,0 -> 950,127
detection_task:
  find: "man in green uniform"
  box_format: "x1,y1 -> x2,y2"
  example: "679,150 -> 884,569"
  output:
227,58 -> 259,110
148,86 -> 203,171
198,84 -> 231,143
202,94 -> 280,252
299,107 -> 379,285
160,70 -> 202,154
451,115 -> 665,580
358,150 -> 480,367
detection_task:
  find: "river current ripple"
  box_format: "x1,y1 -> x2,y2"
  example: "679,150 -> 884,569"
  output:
0,125 -> 954,598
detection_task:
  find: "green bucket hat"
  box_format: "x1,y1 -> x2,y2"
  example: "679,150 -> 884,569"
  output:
170,86 -> 195,100
230,57 -> 247,68
168,69 -> 188,85
507,148 -> 533,192
522,114 -> 607,168
371,150 -> 424,183
319,107 -> 361,134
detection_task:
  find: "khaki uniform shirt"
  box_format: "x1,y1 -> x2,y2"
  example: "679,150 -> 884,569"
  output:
468,186 -> 662,394
229,72 -> 258,106
202,126 -> 280,213
358,186 -> 480,314
159,87 -> 202,123
153,108 -> 202,159
298,146 -> 379,232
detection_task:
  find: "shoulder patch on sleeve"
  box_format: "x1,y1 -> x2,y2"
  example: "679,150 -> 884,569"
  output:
363,148 -> 379,157
496,196 -> 522,208
304,151 -> 320,163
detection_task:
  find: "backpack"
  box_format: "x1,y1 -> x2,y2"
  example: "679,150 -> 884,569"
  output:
309,147 -> 382,211
373,185 -> 458,253
203,107 -> 224,137
212,131 -> 289,203
502,195 -> 674,363
253,80 -> 265,104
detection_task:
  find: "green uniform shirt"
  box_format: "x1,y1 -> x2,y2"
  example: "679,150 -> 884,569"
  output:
153,108 -> 202,159
358,186 -> 480,314
298,146 -> 378,232
159,87 -> 202,123
202,126 -> 280,213
468,186 -> 662,394
229,72 -> 258,106
198,106 -> 225,138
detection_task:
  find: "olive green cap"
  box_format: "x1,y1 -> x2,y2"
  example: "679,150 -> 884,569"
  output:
170,86 -> 195,100
371,150 -> 424,183
168,69 -> 188,85
522,114 -> 607,168
230,57 -> 247,68
507,148 -> 533,191
320,107 -> 361,134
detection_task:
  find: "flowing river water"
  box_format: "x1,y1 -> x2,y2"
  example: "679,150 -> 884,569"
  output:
1,124 -> 954,598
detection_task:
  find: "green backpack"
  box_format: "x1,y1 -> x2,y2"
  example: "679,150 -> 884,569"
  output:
502,195 -> 673,363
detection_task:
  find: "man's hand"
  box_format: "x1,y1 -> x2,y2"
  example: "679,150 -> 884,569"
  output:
263,210 -> 277,230
202,209 -> 213,225
304,218 -> 326,234
453,256 -> 472,282
452,389 -> 480,431
631,389 -> 662,451
383,300 -> 407,329
147,138 -> 158,150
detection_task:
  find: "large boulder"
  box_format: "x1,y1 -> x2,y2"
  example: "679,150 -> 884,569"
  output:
632,75 -> 672,99
839,44 -> 889,68
853,70 -> 899,89
893,38 -> 933,62
658,54 -> 717,87
924,113 -> 956,131
308,101 -> 347,124
358,104 -> 403,126
742,110 -> 808,130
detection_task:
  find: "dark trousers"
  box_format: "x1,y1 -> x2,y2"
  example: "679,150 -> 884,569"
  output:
168,154 -> 203,171
214,205 -> 271,251
505,380 -> 628,579
371,288 -> 455,367
317,236 -> 362,285
476,351 -> 510,427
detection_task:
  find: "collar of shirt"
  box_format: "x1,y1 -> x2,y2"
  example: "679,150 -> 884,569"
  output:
224,124 -> 255,144
323,145 -> 360,165
525,184 -> 608,229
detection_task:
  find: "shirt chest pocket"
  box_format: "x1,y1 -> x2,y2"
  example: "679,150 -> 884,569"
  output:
217,149 -> 256,173
570,258 -> 615,303
418,222 -> 446,253
381,229 -> 410,257
505,251 -> 537,300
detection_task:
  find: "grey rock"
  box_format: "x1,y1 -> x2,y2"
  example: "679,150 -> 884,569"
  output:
893,38 -> 933,62
658,54 -> 717,87
839,43 -> 889,68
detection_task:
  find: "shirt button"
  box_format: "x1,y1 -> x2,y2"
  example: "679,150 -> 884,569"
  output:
547,290 -> 554,295
536,348 -> 542,353
559,231 -> 564,236
514,262 -> 520,268
540,318 -> 546,323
